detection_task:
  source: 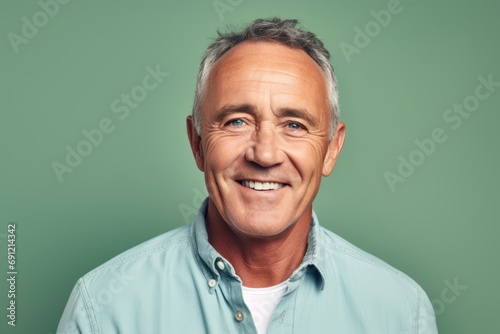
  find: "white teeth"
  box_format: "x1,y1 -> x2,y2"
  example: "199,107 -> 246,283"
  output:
241,180 -> 284,190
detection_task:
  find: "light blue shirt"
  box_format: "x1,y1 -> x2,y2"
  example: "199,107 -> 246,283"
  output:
57,199 -> 438,333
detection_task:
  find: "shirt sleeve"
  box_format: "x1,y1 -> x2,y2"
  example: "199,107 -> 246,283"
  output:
57,279 -> 98,334
416,285 -> 438,334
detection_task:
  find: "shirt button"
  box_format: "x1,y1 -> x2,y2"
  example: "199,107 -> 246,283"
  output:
208,279 -> 217,288
234,311 -> 244,322
216,260 -> 225,271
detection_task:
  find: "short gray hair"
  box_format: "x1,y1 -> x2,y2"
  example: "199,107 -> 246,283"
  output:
192,17 -> 339,139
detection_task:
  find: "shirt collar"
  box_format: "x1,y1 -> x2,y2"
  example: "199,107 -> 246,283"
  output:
192,198 -> 326,289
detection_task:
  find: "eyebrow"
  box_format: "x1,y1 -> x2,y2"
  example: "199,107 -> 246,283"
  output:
276,108 -> 318,127
214,104 -> 257,123
214,104 -> 318,127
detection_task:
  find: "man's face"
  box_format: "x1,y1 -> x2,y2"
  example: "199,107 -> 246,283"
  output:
187,41 -> 345,238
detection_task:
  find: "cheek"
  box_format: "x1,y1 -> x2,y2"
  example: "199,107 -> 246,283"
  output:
286,139 -> 328,177
202,133 -> 245,171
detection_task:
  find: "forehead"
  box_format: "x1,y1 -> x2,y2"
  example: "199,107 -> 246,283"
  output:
205,41 -> 329,114
210,41 -> 326,86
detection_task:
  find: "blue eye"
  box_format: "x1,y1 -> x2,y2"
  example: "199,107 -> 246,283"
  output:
287,122 -> 303,130
229,119 -> 245,127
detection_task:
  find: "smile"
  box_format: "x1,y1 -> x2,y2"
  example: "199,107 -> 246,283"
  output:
240,180 -> 285,191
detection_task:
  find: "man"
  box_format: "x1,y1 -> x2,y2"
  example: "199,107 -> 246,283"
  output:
58,18 -> 438,333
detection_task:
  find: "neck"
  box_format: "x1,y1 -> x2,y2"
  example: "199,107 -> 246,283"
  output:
205,200 -> 311,288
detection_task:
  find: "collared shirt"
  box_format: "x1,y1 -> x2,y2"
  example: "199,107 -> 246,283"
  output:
57,199 -> 438,333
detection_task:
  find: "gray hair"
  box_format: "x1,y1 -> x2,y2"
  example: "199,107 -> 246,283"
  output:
192,17 -> 339,139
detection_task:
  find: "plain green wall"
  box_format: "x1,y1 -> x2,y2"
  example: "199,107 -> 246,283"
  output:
1,0 -> 499,333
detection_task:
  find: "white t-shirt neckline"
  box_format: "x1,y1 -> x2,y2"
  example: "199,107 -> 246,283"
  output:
242,281 -> 288,334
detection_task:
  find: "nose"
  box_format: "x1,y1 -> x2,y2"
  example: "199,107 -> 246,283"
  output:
245,124 -> 285,167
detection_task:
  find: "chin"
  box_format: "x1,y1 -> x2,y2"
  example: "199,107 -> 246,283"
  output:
226,213 -> 296,239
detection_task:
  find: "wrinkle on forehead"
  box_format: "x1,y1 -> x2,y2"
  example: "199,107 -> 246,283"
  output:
210,41 -> 326,89
204,41 -> 330,125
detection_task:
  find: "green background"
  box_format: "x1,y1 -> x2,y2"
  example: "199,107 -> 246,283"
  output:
1,0 -> 498,333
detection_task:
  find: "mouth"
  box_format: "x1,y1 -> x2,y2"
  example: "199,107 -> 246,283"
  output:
238,180 -> 286,191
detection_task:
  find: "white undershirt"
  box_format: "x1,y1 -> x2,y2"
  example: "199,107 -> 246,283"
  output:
242,281 -> 288,334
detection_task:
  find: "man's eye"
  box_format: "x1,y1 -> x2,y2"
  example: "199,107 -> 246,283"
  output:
287,122 -> 303,130
228,119 -> 245,127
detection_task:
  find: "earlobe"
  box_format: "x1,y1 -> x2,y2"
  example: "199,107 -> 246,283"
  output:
322,122 -> 346,176
186,116 -> 205,172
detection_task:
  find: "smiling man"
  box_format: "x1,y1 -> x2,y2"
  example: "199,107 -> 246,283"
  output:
58,18 -> 438,334
186,38 -> 343,290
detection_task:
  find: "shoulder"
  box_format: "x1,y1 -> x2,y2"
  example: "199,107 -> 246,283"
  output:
57,224 -> 202,333
317,226 -> 437,327
81,224 -> 193,286
305,225 -> 437,333
318,225 -> 423,292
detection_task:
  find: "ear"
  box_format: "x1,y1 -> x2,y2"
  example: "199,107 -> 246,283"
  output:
322,122 -> 346,176
186,116 -> 205,172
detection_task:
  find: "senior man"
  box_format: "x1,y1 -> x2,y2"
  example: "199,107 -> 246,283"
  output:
58,18 -> 438,334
